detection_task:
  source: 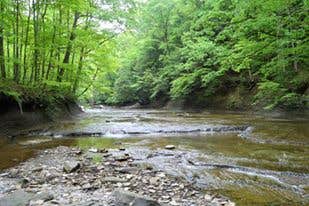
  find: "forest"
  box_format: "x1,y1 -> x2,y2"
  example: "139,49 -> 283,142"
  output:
0,0 -> 308,111
0,1 -> 309,206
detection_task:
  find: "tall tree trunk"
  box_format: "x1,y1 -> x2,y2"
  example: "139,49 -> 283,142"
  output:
72,47 -> 85,93
13,0 -> 20,83
40,0 -> 48,80
0,1 -> 6,79
32,0 -> 39,82
57,12 -> 79,82
6,36 -> 10,78
23,3 -> 31,83
46,12 -> 56,80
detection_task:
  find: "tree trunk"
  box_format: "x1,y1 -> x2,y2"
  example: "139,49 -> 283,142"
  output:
0,1 -> 6,79
32,0 -> 39,82
13,0 -> 20,83
46,11 -> 56,80
72,47 -> 85,93
22,3 -> 31,83
57,12 -> 79,82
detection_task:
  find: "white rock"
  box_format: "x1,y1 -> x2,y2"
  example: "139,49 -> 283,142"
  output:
165,145 -> 176,150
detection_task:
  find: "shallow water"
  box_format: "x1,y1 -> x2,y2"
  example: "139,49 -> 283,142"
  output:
0,107 -> 308,205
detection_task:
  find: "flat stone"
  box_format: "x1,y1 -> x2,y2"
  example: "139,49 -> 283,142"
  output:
115,167 -> 138,174
0,190 -> 33,206
88,148 -> 98,153
32,167 -> 43,172
113,190 -> 161,206
204,194 -> 213,201
63,161 -> 81,173
114,155 -> 130,162
165,145 -> 176,150
102,177 -> 127,183
32,192 -> 54,202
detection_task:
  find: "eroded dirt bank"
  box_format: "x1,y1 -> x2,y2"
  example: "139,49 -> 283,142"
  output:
0,93 -> 82,137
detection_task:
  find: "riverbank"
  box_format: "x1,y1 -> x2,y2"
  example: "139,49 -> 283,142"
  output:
0,81 -> 82,137
0,146 -> 235,206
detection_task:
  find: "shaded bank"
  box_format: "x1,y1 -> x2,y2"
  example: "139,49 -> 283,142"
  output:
0,92 -> 82,137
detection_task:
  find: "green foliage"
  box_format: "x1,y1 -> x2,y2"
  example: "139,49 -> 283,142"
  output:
170,73 -> 198,99
0,81 -> 22,105
0,0 -> 135,106
106,0 -> 308,110
1,0 -> 307,111
254,81 -> 306,110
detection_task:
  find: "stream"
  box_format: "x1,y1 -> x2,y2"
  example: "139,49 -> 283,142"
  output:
0,107 -> 308,205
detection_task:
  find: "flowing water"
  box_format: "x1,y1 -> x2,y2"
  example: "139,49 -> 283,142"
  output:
0,107 -> 308,205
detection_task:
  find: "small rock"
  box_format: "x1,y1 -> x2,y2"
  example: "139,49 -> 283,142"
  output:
165,145 -> 176,150
170,199 -> 179,206
74,150 -> 83,155
157,173 -> 166,178
18,178 -> 29,188
204,194 -> 213,201
114,155 -> 130,162
32,167 -> 43,173
116,167 -> 138,174
149,177 -> 159,185
0,172 -> 9,177
89,148 -> 98,153
103,153 -> 112,158
102,177 -> 127,183
63,161 -> 81,173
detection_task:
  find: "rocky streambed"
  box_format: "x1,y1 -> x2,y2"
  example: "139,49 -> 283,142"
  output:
0,146 -> 235,206
1,108 -> 308,205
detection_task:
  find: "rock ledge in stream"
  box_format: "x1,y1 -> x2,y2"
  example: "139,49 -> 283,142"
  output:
0,146 -> 235,206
